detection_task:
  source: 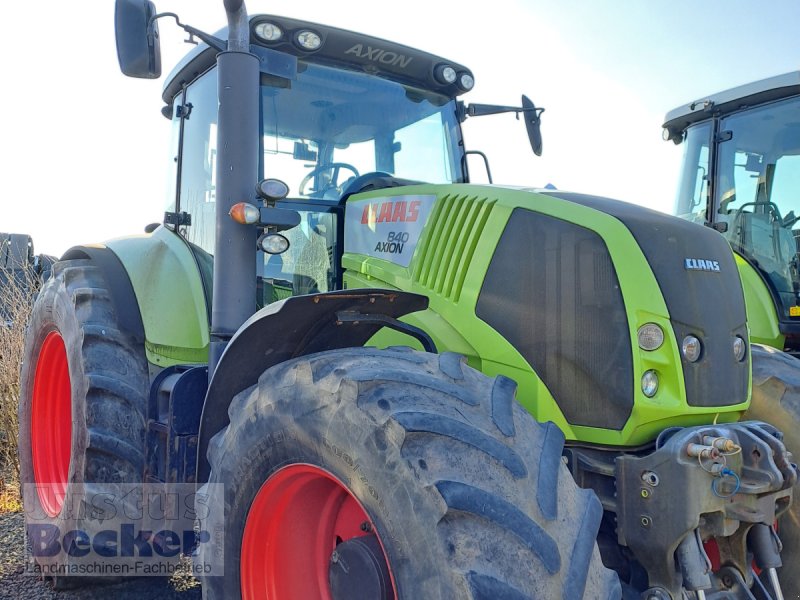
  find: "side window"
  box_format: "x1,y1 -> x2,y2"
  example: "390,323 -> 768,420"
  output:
771,155 -> 800,218
164,104 -> 180,215
259,211 -> 337,306
673,122 -> 711,222
178,69 -> 219,255
394,113 -> 452,182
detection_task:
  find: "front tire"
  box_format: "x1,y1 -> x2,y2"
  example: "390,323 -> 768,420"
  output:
745,343 -> 800,599
18,259 -> 149,584
199,347 -> 620,599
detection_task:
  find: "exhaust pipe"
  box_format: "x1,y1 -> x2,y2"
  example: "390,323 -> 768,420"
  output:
209,0 -> 259,378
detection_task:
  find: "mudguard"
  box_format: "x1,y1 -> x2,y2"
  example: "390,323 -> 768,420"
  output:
735,254 -> 785,348
105,227 -> 211,367
60,245 -> 146,347
196,289 -> 429,483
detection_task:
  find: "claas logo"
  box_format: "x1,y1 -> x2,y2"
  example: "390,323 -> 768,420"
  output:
361,200 -> 421,225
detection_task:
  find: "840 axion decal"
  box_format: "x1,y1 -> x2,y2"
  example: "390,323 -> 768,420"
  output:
345,195 -> 436,267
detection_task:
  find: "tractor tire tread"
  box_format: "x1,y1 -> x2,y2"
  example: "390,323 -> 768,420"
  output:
202,347 -> 620,599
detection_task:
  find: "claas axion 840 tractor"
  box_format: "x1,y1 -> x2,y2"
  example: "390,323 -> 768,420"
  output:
18,1 -> 797,598
665,72 -> 800,600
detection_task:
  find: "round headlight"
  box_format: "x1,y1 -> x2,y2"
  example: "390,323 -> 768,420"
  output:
733,336 -> 746,362
258,233 -> 290,255
642,370 -> 659,398
637,323 -> 664,351
458,72 -> 475,91
681,335 -> 702,362
255,22 -> 283,42
296,30 -> 322,51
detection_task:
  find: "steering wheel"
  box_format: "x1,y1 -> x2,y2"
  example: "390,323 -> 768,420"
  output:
299,163 -> 360,197
340,171 -> 395,198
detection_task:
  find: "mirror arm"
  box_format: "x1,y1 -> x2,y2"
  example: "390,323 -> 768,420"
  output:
466,104 -> 544,121
149,12 -> 227,52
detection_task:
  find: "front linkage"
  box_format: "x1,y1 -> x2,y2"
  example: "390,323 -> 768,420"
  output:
567,421 -> 796,599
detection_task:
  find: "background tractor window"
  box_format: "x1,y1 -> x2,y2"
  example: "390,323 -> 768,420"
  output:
672,121 -> 711,223
715,96 -> 800,317
771,154 -> 800,217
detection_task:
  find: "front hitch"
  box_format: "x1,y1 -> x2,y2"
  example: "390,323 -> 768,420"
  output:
615,421 -> 796,598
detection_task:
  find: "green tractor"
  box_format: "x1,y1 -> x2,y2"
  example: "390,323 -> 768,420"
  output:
18,2 -> 796,598
664,72 -> 800,599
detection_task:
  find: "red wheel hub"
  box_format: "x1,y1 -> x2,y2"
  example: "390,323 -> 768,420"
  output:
31,331 -> 72,517
241,464 -> 396,599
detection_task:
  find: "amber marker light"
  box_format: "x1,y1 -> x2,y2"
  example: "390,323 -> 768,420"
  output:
229,202 -> 260,225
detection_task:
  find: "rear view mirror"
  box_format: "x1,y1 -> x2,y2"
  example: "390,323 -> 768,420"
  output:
465,96 -> 545,157
115,0 -> 161,78
521,95 -> 543,157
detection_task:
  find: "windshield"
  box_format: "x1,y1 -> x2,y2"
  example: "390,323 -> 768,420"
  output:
172,62 -> 466,307
259,62 -> 464,199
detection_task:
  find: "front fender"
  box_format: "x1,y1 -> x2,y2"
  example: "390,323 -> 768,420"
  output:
196,289 -> 429,483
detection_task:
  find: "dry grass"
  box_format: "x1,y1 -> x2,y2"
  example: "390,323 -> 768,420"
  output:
0,486 -> 22,513
0,263 -> 38,509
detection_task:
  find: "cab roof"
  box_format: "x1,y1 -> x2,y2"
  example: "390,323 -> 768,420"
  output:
162,14 -> 472,108
662,71 -> 800,142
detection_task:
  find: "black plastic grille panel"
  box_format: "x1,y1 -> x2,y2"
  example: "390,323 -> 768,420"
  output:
477,208 -> 633,430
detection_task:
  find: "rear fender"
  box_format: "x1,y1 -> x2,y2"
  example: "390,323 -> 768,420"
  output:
60,245 -> 146,347
105,227 -> 211,367
196,289 -> 429,483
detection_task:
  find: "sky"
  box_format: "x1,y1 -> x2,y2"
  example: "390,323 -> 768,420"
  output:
3,0 -> 799,257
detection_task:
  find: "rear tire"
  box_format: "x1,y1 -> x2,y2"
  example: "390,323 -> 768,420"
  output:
745,343 -> 800,599
18,259 -> 149,586
199,347 -> 620,599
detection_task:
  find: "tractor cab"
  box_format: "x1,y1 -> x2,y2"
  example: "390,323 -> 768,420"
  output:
162,16 -> 466,306
665,72 -> 800,348
158,15 -> 542,308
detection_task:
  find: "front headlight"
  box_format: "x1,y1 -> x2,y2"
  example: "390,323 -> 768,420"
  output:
637,323 -> 664,351
642,370 -> 659,397
733,336 -> 746,362
681,335 -> 702,362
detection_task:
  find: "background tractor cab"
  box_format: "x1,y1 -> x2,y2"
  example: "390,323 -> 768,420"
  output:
665,72 -> 800,351
665,72 -> 800,600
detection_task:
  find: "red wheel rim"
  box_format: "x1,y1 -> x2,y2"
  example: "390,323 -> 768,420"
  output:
241,464 -> 396,599
31,331 -> 72,517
